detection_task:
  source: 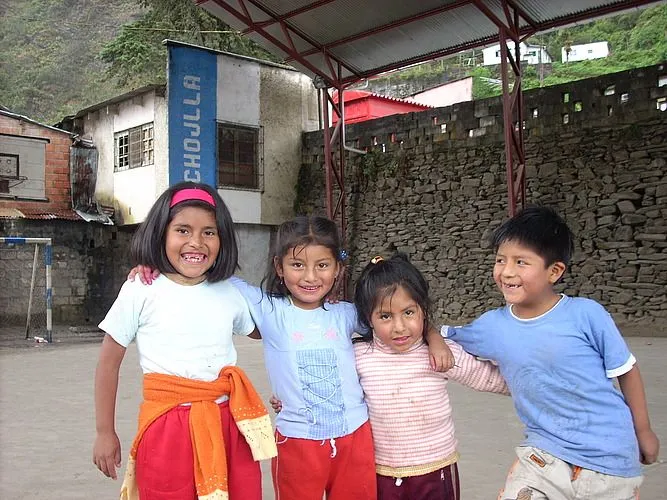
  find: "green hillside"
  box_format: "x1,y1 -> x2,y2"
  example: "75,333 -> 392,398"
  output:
0,0 -> 275,125
0,0 -> 143,124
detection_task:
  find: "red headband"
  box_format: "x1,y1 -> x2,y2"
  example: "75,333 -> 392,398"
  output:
170,188 -> 216,208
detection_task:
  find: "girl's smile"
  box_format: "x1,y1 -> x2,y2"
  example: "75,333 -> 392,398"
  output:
275,244 -> 339,310
164,206 -> 220,286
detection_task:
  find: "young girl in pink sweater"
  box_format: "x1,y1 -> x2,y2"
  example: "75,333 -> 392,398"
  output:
353,253 -> 508,500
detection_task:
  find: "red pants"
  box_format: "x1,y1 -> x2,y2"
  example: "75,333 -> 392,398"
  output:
135,401 -> 262,500
376,463 -> 460,500
271,420 -> 377,500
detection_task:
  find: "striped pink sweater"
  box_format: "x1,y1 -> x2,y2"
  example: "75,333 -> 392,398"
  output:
354,338 -> 508,477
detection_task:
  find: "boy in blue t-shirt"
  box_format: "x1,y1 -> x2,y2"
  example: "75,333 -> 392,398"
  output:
444,206 -> 659,499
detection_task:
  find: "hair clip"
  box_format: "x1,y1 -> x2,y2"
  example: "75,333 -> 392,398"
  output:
370,255 -> 384,264
339,249 -> 349,262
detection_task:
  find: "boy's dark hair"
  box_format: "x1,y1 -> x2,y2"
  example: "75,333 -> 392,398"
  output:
130,181 -> 238,283
492,205 -> 575,267
354,253 -> 431,343
263,216 -> 343,298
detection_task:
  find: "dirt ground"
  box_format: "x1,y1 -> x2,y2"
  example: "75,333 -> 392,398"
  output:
0,328 -> 665,499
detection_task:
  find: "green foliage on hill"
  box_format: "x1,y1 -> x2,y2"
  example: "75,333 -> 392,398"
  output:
0,0 -> 278,124
472,4 -> 667,98
0,0 -> 143,124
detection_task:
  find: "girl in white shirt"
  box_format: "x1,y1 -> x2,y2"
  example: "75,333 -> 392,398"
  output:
93,182 -> 275,500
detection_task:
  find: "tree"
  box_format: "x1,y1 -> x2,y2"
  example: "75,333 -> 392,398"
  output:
100,0 -> 280,87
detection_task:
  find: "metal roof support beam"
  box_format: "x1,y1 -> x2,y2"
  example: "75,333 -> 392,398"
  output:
243,0 -> 338,31
321,71 -> 349,294
202,0 -> 360,86
498,0 -> 526,216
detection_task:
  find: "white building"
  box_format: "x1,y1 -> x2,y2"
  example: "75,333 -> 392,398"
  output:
482,42 -> 552,66
409,76 -> 474,107
562,42 -> 609,62
66,41 -> 319,283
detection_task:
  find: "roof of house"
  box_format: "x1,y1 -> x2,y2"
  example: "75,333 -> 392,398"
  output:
71,84 -> 166,119
333,89 -> 432,108
0,109 -> 73,136
0,207 -> 82,221
164,39 -> 299,71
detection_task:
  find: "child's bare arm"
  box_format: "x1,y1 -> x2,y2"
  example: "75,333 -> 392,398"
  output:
93,335 -> 127,480
425,325 -> 455,372
618,365 -> 660,464
445,340 -> 509,395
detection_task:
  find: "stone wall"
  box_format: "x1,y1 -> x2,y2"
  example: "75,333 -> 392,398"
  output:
298,64 -> 667,327
0,219 -> 133,326
0,218 -> 272,328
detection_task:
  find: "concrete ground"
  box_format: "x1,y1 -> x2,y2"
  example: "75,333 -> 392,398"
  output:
0,332 -> 664,499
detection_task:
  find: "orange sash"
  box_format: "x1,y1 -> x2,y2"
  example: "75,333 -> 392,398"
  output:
120,366 -> 277,500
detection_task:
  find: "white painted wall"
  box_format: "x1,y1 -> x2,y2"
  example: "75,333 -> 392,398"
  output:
220,188 -> 262,223
216,56 -> 262,223
482,42 -> 551,66
411,77 -> 473,107
562,42 -> 609,62
214,53 -> 319,225
236,222 -> 272,285
153,95 -> 170,199
217,57 -> 261,125
79,90 -> 161,224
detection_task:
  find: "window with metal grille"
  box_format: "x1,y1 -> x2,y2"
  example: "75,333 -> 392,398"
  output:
114,123 -> 154,172
217,123 -> 261,189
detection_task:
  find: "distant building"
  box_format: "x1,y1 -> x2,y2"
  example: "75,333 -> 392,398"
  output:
409,76 -> 474,108
64,41 -> 318,228
331,90 -> 431,125
482,42 -> 552,66
0,109 -> 79,220
562,42 -> 609,63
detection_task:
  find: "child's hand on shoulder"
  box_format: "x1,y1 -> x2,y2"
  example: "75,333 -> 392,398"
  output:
127,265 -> 160,285
426,326 -> 455,372
637,428 -> 659,465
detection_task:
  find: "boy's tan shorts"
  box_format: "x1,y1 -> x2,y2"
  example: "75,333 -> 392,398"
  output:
497,446 -> 643,500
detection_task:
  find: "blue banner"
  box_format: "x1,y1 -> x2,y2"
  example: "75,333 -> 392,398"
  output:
167,43 -> 217,186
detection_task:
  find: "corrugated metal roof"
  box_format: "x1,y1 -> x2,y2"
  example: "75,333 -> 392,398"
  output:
0,207 -> 83,221
72,84 -> 166,119
198,0 -> 661,86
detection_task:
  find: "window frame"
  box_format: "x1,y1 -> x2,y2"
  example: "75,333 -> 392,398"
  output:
216,122 -> 263,191
114,123 -> 154,172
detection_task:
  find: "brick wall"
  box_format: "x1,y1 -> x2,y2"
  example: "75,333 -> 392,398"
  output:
0,114 -> 72,212
298,64 -> 667,327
